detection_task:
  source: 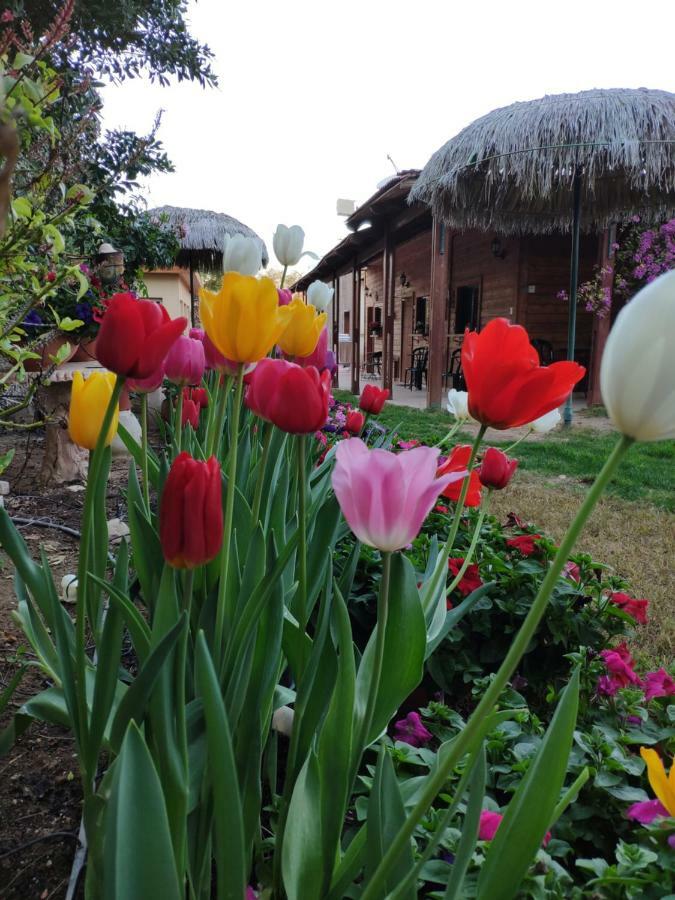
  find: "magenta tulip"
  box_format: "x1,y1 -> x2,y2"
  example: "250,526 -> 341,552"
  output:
331,439 -> 465,552
164,335 -> 206,386
297,326 -> 333,372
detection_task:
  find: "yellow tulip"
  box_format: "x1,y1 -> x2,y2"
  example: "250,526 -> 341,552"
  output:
640,747 -> 675,816
68,371 -> 119,450
277,297 -> 327,358
200,272 -> 292,364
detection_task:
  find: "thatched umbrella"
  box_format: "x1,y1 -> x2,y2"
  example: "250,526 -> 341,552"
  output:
149,205 -> 269,324
410,87 -> 675,421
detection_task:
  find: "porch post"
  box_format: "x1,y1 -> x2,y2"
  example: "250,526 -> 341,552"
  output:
382,228 -> 395,392
587,228 -> 614,406
427,217 -> 449,407
332,272 -> 339,387
350,261 -> 361,395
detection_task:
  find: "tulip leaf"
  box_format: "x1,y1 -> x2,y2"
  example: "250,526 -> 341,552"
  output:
303,494 -> 343,622
0,507 -> 49,617
444,744 -> 487,899
117,422 -> 160,486
476,667 -> 580,900
195,633 -> 247,900
426,582 -> 494,659
89,572 -> 151,663
282,750 -> 325,900
127,491 -> 163,612
364,743 -> 415,899
355,553 -> 426,747
103,722 -> 182,900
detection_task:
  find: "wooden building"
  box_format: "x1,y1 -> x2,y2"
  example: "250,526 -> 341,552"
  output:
294,170 -> 606,408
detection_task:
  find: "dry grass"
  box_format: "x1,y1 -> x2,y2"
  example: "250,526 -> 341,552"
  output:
489,473 -> 675,665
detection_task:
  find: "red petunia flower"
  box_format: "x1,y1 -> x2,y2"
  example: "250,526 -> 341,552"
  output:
448,558 -> 483,597
609,592 -> 649,625
506,533 -> 542,556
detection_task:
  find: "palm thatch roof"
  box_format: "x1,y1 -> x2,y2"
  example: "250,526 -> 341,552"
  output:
410,88 -> 675,234
148,205 -> 269,270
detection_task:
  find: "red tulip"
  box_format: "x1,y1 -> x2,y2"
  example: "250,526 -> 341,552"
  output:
189,387 -> 209,409
246,358 -> 331,434
96,292 -> 186,379
359,384 -> 389,414
461,318 -> 585,429
181,393 -> 200,429
160,453 -> 223,568
478,447 -> 518,490
437,445 -> 482,506
346,410 -> 365,435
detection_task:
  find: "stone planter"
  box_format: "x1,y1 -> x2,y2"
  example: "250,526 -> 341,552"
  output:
71,336 -> 99,362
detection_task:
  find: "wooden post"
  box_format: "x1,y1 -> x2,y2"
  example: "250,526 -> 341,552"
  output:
332,273 -> 339,387
350,262 -> 361,395
189,251 -> 196,327
427,217 -> 449,407
587,228 -> 614,406
382,229 -> 395,392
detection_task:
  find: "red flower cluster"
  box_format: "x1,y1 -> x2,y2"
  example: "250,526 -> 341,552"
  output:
96,292 -> 186,379
359,384 -> 389,414
447,558 -> 483,598
160,453 -> 223,569
609,592 -> 649,624
506,533 -> 542,556
246,358 -> 331,434
437,445 -> 482,506
461,318 -> 585,429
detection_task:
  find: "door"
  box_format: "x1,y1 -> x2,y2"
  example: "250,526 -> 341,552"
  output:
455,284 -> 481,333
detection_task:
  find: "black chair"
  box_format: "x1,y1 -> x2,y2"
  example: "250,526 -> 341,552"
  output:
532,339 -> 554,366
405,346 -> 428,390
361,351 -> 382,376
444,347 -> 465,391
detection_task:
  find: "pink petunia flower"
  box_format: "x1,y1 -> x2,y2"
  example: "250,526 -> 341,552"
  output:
393,711 -> 432,748
600,647 -> 642,689
643,669 -> 675,702
626,798 -> 670,824
478,810 -> 551,847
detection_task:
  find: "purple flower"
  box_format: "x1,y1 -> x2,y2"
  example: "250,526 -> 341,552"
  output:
393,711 -> 432,747
626,798 -> 670,824
75,301 -> 94,324
22,309 -> 42,327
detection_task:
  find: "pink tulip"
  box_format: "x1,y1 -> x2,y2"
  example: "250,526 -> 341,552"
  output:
331,439 -> 465,552
189,327 -> 205,341
277,288 -> 293,306
164,335 -> 206,386
297,326 -> 330,371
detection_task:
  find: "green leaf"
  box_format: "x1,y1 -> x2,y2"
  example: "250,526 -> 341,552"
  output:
364,744 -> 415,899
444,745 -> 486,899
426,582 -> 494,659
282,750 -> 325,900
355,553 -> 425,746
89,572 -> 151,663
119,425 -> 160,486
103,722 -> 182,900
476,668 -> 581,900
195,633 -> 247,900
0,448 -> 15,476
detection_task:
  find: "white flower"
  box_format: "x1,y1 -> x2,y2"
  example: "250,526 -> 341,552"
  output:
600,269 -> 675,442
529,408 -> 561,433
273,224 -> 305,267
222,233 -> 262,276
446,389 -> 472,421
307,280 -> 334,312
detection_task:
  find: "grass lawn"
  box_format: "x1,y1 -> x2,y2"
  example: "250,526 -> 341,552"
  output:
333,390 -> 675,512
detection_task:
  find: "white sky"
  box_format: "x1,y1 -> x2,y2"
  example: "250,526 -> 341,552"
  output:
100,0 -> 675,271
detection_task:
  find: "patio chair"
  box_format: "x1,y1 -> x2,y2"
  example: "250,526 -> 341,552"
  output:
404,346 -> 428,390
444,347 -> 466,391
532,338 -> 554,366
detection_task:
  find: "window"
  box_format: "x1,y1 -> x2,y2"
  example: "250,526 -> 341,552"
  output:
343,310 -> 351,334
414,296 -> 428,334
374,306 -> 382,326
455,285 -> 480,333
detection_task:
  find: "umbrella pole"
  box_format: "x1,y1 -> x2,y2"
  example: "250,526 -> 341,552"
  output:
189,251 -> 196,328
563,171 -> 582,426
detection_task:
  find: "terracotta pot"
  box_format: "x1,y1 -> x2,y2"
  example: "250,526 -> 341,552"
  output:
25,334 -> 79,372
71,336 -> 98,363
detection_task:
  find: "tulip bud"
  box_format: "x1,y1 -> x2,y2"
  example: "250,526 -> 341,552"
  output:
181,393 -> 200,429
345,410 -> 365,435
359,384 -> 389,414
164,335 -> 206,386
159,453 -> 223,568
222,233 -> 263,276
68,371 -> 119,450
529,408 -> 561,433
600,270 -> 675,442
277,297 -> 326,358
273,224 -> 305,267
446,389 -> 473,422
478,447 -> 518,490
307,280 -> 334,312
277,289 -> 293,306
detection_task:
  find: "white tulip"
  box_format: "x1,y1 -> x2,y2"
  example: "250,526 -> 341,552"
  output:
600,269 -> 675,442
273,224 -> 305,267
61,574 -> 78,603
272,705 -> 295,737
222,233 -> 262,276
446,389 -> 473,421
307,280 -> 334,312
529,408 -> 561,433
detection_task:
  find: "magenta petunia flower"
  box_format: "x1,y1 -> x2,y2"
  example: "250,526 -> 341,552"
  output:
643,669 -> 675,702
331,439 -> 463,552
392,711 -> 432,747
626,798 -> 670,824
478,809 -> 551,845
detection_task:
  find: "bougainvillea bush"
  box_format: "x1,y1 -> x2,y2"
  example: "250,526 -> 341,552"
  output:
0,241 -> 673,899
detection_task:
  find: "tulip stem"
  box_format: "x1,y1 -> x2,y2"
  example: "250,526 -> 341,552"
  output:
501,427 -> 533,454
174,387 -> 183,455
140,393 -> 151,514
446,497 -> 490,598
215,364 -> 245,666
251,422 -> 273,525
74,377 -> 123,781
279,264 -> 288,290
359,550 -> 392,753
434,420 -> 462,448
361,433 -> 634,900
296,433 -> 308,627
206,374 -> 232,458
